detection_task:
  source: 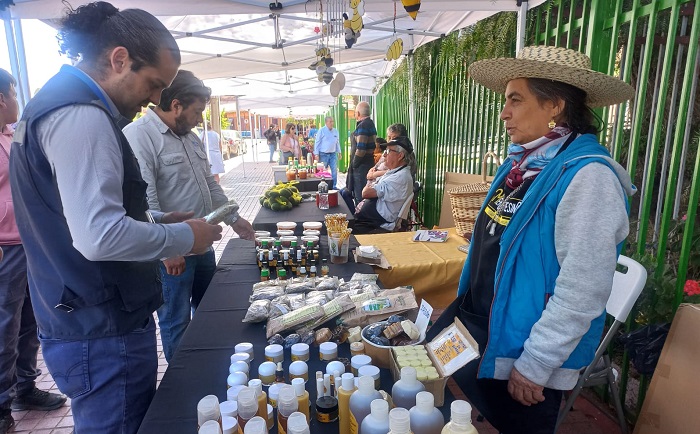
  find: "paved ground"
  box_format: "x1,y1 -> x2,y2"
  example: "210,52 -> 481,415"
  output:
8,143 -> 623,433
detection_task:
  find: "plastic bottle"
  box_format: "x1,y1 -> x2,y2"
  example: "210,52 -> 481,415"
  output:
242,416 -> 267,434
247,379 -> 270,429
441,400 -> 478,434
318,177 -> 329,210
409,391 -> 444,434
388,408 -> 413,434
287,411 -> 311,434
338,373 -> 356,434
278,384 -> 299,434
360,399 -> 391,434
236,387 -> 258,434
291,377 -> 310,423
391,367 -> 425,409
199,419 -> 223,434
349,375 -> 383,434
197,395 -> 222,428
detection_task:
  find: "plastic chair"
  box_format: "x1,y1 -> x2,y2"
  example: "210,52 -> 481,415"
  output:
393,192 -> 414,232
555,255 -> 647,434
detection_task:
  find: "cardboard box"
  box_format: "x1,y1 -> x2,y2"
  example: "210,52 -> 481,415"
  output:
634,304 -> 700,434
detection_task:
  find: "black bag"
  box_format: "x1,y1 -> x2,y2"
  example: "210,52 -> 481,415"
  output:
618,323 -> 670,376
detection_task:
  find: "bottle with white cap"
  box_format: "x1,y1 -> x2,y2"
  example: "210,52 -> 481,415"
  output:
221,415 -> 238,434
409,391 -> 444,434
236,387 -> 259,433
278,384 -> 299,434
220,400 -> 238,419
292,377 -> 310,422
360,399 -> 391,434
391,367 -> 425,409
349,375 -> 382,434
338,372 -> 356,434
286,411 -> 311,434
441,400 -> 478,434
199,419 -> 223,434
197,395 -> 221,428
388,407 -> 413,434
247,379 -> 269,429
242,416 -> 267,434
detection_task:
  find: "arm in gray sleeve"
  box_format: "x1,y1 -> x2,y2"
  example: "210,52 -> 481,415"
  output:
514,163 -> 629,386
37,105 -> 194,261
122,124 -> 161,212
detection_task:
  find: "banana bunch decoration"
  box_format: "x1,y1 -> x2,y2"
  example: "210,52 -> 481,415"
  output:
401,0 -> 421,20
344,0 -> 365,48
259,182 -> 303,211
308,45 -> 336,84
385,38 -> 403,61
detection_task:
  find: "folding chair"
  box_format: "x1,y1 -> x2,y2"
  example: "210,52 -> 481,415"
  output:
407,181 -> 425,230
393,192 -> 414,232
555,255 -> 647,434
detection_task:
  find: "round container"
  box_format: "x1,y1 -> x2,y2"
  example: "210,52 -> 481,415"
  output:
221,415 -> 238,434
254,230 -> 271,238
265,344 -> 284,363
302,229 -> 321,237
302,221 -> 323,231
226,385 -> 245,402
326,360 -> 345,378
350,342 -> 365,356
255,236 -> 275,248
220,400 -> 238,418
277,229 -> 295,237
289,361 -> 309,383
351,355 -> 372,376
230,361 -> 250,375
319,342 -> 338,361
277,221 -> 297,231
291,343 -> 310,362
316,396 -> 339,423
227,371 -> 248,388
235,343 -> 255,361
298,168 -> 308,179
328,190 -> 339,207
268,383 -> 282,408
358,365 -> 381,390
280,236 -> 298,248
258,361 -> 277,386
300,235 -> 319,248
230,352 -> 251,365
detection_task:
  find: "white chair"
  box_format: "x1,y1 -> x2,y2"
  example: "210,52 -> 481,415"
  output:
555,255 -> 647,434
393,192 -> 414,232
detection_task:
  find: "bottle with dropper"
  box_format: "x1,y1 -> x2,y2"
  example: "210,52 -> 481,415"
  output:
277,385 -> 299,434
360,398 -> 391,434
441,400 -> 478,434
409,391 -> 444,434
388,408 -> 413,434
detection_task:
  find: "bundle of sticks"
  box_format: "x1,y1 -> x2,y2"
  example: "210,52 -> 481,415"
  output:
324,213 -> 352,245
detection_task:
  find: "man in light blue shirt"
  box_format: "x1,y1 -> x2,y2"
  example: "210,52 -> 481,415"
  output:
313,116 -> 341,189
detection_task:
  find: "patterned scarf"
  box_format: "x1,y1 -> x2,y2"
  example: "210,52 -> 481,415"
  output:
505,126 -> 573,189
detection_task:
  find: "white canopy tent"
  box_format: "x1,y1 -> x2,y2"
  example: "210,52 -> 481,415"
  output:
3,0 -> 545,116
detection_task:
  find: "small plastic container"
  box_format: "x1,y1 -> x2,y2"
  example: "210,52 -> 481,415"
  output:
265,344 -> 284,363
258,361 -> 277,386
268,383 -> 282,408
226,385 -> 245,402
300,235 -> 319,248
351,355 -> 372,376
326,360 -> 346,378
392,367 -> 426,410
227,371 -> 248,388
280,236 -> 298,248
267,404 -> 274,430
230,361 -> 250,375
221,415 -> 238,434
235,343 -> 255,361
358,365 -> 381,390
303,221 -> 322,231
319,342 -> 338,361
302,229 -> 321,237
277,221 -> 297,231
289,360 -> 309,383
220,400 -> 238,418
199,420 -> 223,434
350,342 -> 366,356
291,343 -> 310,362
277,229 -> 295,237
230,352 -> 251,366
197,395 -> 221,428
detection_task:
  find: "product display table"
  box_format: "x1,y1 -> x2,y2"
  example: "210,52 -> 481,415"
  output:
273,170 -> 323,192
253,199 -> 354,235
355,228 -> 468,309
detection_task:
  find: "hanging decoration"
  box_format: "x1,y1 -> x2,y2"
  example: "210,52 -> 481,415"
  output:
385,0 -> 404,61
344,0 -> 365,48
400,0 -> 421,20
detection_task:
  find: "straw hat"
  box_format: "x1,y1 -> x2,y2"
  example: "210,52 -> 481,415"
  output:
468,46 -> 635,107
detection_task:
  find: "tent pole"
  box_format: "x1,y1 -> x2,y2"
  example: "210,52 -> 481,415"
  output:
2,13 -> 27,113
235,96 -> 246,177
408,34 -> 416,150
516,0 -> 528,53
13,19 -> 31,105
251,111 -> 258,163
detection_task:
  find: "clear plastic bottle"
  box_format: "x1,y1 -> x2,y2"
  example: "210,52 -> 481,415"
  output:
291,377 -> 310,423
287,411 -> 311,434
349,375 -> 383,434
441,400 -> 478,434
243,416 -> 268,434
391,367 -> 426,409
278,385 -> 299,434
247,379 -> 270,429
199,420 -> 223,434
318,177 -> 329,210
388,408 -> 413,434
360,399 -> 391,434
236,387 -> 259,433
409,391 -> 444,434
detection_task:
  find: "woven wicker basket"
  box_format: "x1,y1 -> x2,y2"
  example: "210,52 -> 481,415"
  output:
449,152 -> 502,237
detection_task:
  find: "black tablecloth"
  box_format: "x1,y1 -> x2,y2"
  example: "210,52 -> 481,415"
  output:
252,200 -> 354,235
138,237 -> 455,434
273,171 -> 322,192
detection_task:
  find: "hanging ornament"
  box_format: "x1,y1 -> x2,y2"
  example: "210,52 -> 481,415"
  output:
335,72 -> 346,90
386,38 -> 403,61
401,0 -> 421,20
344,0 -> 364,48
330,79 -> 342,97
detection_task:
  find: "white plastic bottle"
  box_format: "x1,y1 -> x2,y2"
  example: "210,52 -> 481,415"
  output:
349,375 -> 383,434
388,408 -> 412,434
391,367 -> 425,409
287,411 -> 311,434
360,399 -> 391,434
441,400 -> 478,434
409,391 -> 444,434
243,416 -> 268,434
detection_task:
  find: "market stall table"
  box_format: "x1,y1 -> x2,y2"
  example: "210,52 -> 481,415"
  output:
137,237 -> 457,434
273,170 -> 322,192
253,198 -> 354,235
355,228 -> 467,309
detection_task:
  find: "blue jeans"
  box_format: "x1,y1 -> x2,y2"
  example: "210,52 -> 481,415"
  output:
40,316 -> 157,434
156,250 -> 216,362
317,152 -> 338,189
352,162 -> 373,205
0,245 -> 40,412
268,143 -> 276,162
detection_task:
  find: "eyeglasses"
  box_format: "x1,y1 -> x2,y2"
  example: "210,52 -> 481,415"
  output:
383,148 -> 401,155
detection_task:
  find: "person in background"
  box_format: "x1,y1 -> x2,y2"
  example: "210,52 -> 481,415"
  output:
278,122 -> 300,164
123,70 -> 255,362
0,69 -> 67,434
373,137 -> 386,164
201,121 -> 225,183
427,46 -> 635,434
349,101 -> 377,204
264,124 -> 279,163
308,123 -> 318,139
367,123 -> 408,187
313,116 -> 341,189
9,3 -> 223,432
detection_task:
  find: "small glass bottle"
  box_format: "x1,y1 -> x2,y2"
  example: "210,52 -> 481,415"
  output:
275,361 -> 286,383
260,269 -> 269,282
298,265 -> 307,277
317,177 -> 329,210
320,259 -> 329,276
278,268 -> 288,281
309,265 -> 317,278
268,248 -> 276,272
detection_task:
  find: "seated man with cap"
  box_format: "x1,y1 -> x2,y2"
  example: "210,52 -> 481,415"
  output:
352,136 -> 414,234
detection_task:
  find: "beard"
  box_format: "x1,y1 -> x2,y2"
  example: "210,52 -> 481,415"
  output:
173,113 -> 194,136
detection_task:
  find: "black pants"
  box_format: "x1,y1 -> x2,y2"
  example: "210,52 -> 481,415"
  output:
427,295 -> 563,434
353,199 -> 389,234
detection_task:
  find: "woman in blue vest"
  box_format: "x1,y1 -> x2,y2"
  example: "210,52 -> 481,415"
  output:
427,46 -> 636,433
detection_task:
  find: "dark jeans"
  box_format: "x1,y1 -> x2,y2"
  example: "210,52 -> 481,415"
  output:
40,316 -> 157,434
428,295 -> 562,434
267,143 -> 277,162
0,244 -> 40,412
279,151 -> 294,165
351,162 -> 373,205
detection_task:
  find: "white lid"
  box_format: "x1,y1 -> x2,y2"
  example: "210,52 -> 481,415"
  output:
243,416 -> 267,434
400,366 -> 417,383
227,372 -> 248,387
221,415 -> 238,434
220,400 -> 238,418
235,342 -> 254,353
319,342 -> 338,353
370,398 -> 389,419
230,361 -> 250,375
326,361 -> 345,376
291,343 -> 310,355
289,360 -> 309,375
236,387 -> 259,419
450,400 -> 472,426
199,420 -> 222,434
287,412 -> 310,434
226,385 -> 245,402
197,395 -> 221,427
278,385 -> 298,417
258,361 -> 276,376
230,352 -> 251,365
358,375 -> 376,393
247,379 -> 263,397
265,344 -> 284,357
292,377 -> 306,397
316,377 -> 325,397
358,365 -> 380,379
268,383 -> 282,400
415,391 -> 434,411
389,408 -> 411,433
341,373 -> 355,392
351,354 -> 372,369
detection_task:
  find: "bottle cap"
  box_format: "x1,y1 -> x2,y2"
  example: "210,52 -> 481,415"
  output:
326,361 -> 345,376
226,385 -> 245,402
197,395 -> 221,427
341,373 -> 355,392
220,400 -> 238,418
268,383 -> 282,406
247,379 -> 263,397
242,416 -> 267,434
290,361 -> 308,377
292,377 -> 306,397
316,377 -> 325,398
358,365 -> 380,380
230,361 -> 250,375
227,371 -> 248,388
278,268 -> 287,277
221,415 -> 238,434
199,420 -> 222,434
261,269 -> 270,277
415,391 -> 434,411
230,352 -> 251,365
278,385 -> 299,417
450,400 -> 472,426
370,398 -> 389,419
400,366 -> 417,383
236,387 -> 259,419
351,355 -> 372,370
389,408 -> 411,433
235,343 -> 254,360
287,411 -> 310,434
358,375 -> 375,393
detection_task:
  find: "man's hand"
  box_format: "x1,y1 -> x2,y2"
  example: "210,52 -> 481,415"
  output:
231,218 -> 256,241
507,368 -> 546,406
185,219 -> 223,254
337,152 -> 342,161
163,256 -> 186,276
161,211 -> 195,224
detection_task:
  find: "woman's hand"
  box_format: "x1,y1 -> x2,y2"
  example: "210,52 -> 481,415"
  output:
508,368 -> 545,406
367,168 -> 376,180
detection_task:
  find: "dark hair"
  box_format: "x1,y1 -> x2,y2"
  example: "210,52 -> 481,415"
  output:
375,137 -> 387,146
0,68 -> 16,95
285,123 -> 296,134
158,70 -> 211,111
526,78 -> 599,134
387,123 -> 408,137
58,2 -> 181,75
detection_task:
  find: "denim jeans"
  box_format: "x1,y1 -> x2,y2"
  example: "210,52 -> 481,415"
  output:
279,151 -> 294,165
156,250 -> 216,362
352,162 -> 373,205
0,245 -> 40,412
317,152 -> 338,189
40,316 -> 157,434
268,143 -> 276,162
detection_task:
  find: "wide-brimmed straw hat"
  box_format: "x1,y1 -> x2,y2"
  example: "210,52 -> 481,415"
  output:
468,46 -> 635,107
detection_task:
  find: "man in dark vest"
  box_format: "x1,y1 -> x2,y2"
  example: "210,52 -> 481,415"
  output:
9,2 -> 222,433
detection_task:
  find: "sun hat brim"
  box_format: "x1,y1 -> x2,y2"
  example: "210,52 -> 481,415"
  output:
468,57 -> 635,107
